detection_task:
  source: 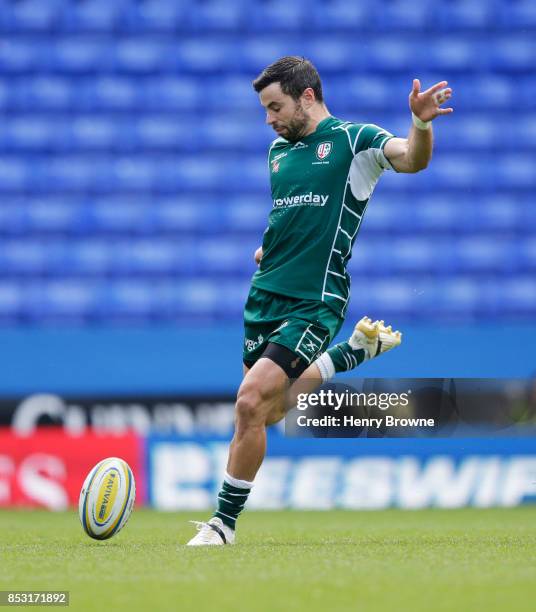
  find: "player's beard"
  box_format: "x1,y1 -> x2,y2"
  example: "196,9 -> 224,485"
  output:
277,101 -> 311,142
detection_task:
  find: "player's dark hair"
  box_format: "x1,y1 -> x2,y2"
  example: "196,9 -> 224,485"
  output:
253,56 -> 324,102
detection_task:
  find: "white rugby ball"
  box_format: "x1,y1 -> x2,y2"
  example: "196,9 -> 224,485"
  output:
79,457 -> 136,540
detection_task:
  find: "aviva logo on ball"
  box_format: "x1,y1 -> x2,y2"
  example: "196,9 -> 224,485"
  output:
79,457 -> 136,541
96,469 -> 119,523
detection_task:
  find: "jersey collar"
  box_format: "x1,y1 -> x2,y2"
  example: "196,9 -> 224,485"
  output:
299,116 -> 337,143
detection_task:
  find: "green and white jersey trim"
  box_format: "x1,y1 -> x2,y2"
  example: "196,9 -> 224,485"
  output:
321,122 -> 394,313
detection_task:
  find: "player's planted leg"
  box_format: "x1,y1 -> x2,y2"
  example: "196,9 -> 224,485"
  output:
187,358 -> 288,546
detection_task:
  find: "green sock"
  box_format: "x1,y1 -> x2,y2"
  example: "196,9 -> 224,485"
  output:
327,342 -> 366,373
213,475 -> 252,529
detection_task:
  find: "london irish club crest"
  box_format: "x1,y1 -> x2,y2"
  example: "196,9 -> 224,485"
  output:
316,141 -> 333,160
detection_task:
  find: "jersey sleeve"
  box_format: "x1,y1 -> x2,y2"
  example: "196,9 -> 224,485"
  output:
353,123 -> 396,171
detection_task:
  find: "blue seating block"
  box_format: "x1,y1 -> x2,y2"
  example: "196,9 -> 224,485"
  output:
0,1 -> 534,322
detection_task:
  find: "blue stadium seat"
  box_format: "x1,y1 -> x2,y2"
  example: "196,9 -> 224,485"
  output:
490,37 -> 536,72
142,77 -> 199,110
25,200 -> 82,233
499,0 -> 536,28
240,38 -> 296,73
425,155 -> 489,189
218,281 -> 250,318
306,39 -> 363,73
521,77 -> 536,110
390,238 -> 451,272
519,240 -> 536,270
248,1 -> 306,32
14,76 -> 74,110
124,1 -> 187,33
0,77 -> 8,109
223,198 -> 271,232
1,116 -> 66,151
61,0 -> 124,32
0,204 -> 27,235
434,1 -> 493,30
349,277 -> 418,318
31,280 -> 102,320
477,196 -> 522,232
0,38 -> 49,72
454,76 -> 513,110
495,155 -> 536,189
311,1 -> 370,31
37,156 -> 110,191
69,116 -> 123,151
2,0 -> 63,32
188,1 -> 245,32
197,239 -> 258,275
88,76 -> 141,110
51,37 -> 112,73
500,277 -> 536,315
175,39 -> 235,72
0,282 -> 23,320
456,238 -> 517,273
199,117 -> 267,151
205,77 -> 254,111
347,239 -> 395,274
173,280 -> 221,316
422,38 -> 483,72
87,201 -> 152,234
521,199 -> 536,231
432,279 -> 481,316
109,240 -> 193,275
113,38 -> 172,73
0,240 -> 48,275
343,76 -> 393,111
433,116 -> 498,150
374,1 -> 429,31
510,115 -> 536,149
0,158 -> 29,190
151,200 -> 208,233
411,196 -> 470,233
364,39 -> 417,72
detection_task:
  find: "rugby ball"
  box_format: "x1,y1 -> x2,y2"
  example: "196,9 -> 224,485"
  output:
79,457 -> 136,540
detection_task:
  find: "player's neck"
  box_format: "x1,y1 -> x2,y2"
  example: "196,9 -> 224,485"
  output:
302,105 -> 331,138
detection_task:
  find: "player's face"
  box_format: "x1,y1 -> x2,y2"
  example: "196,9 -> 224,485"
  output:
259,83 -> 311,142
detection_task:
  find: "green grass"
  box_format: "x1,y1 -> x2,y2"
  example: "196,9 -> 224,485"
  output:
1,508 -> 536,612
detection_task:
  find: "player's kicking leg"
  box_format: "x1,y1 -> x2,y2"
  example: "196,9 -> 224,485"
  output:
186,316 -> 401,546
270,317 -> 402,425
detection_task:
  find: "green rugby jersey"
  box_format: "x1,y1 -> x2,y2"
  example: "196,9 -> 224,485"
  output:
252,115 -> 396,317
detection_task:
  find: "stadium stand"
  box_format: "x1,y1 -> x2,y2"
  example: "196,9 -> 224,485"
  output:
0,0 -> 534,323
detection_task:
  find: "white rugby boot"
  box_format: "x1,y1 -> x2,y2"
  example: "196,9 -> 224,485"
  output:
349,316 -> 402,360
186,517 -> 235,546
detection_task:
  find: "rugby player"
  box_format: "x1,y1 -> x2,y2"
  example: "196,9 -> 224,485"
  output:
188,56 -> 453,545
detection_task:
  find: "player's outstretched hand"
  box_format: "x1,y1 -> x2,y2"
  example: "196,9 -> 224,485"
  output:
409,79 -> 453,123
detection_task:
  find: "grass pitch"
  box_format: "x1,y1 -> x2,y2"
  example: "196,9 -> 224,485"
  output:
1,508 -> 535,612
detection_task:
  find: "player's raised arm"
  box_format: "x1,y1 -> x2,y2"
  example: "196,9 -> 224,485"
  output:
384,79 -> 453,174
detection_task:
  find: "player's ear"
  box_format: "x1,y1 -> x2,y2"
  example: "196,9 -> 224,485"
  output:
300,87 -> 316,108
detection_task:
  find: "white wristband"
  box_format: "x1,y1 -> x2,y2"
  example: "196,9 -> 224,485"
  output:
412,113 -> 431,130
